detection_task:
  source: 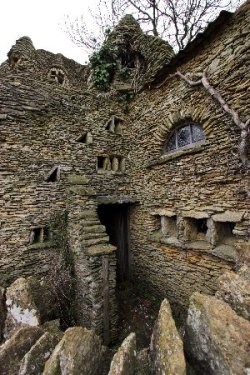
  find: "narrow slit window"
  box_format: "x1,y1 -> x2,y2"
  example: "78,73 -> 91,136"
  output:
33,228 -> 42,243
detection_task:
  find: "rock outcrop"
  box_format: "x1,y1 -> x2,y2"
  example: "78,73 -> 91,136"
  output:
4,277 -> 56,339
186,292 -> 250,375
0,326 -> 44,375
150,298 -> 186,375
108,332 -> 136,375
43,326 -> 105,375
19,331 -> 62,375
216,265 -> 250,320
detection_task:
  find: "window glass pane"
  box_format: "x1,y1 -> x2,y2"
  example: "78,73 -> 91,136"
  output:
166,132 -> 176,152
177,126 -> 191,148
191,124 -> 205,142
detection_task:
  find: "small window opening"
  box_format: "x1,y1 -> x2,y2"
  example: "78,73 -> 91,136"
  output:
48,68 -> 66,85
97,156 -> 107,170
46,166 -> 60,183
43,226 -> 51,242
161,215 -> 178,237
31,227 -> 51,244
57,71 -> 65,85
184,218 -> 208,241
76,132 -> 93,144
164,122 -> 205,153
33,228 -> 42,243
215,221 -> 236,245
97,156 -> 125,172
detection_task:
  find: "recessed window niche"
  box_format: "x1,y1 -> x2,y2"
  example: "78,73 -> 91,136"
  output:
30,226 -> 51,245
214,221 -> 236,246
76,132 -> 93,144
183,217 -> 208,241
97,156 -> 125,173
46,166 -> 60,182
161,215 -> 178,237
105,116 -> 123,135
48,67 -> 66,86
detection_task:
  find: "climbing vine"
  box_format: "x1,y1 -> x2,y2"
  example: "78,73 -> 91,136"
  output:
89,43 -> 117,91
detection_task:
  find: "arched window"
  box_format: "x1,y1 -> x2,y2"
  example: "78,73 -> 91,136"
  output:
164,122 -> 205,153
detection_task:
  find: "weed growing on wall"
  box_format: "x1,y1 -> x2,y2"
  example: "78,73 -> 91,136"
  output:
89,43 -> 117,91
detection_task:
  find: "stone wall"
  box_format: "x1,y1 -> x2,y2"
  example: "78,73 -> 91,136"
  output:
0,1 -> 249,338
126,2 -> 250,320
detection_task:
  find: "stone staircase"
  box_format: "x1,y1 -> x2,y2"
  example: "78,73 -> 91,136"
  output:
66,176 -> 118,344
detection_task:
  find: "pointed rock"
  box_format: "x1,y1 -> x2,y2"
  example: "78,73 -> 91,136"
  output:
150,299 -> 186,375
0,326 -> 44,375
108,332 -> 136,375
43,326 -> 104,375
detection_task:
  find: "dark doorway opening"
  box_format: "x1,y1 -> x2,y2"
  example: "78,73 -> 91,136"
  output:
98,203 -> 130,282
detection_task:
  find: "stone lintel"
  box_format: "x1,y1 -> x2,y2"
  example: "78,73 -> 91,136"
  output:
151,209 -> 176,217
212,211 -> 244,222
67,175 -> 89,185
182,211 -> 209,219
85,244 -> 116,256
97,196 -> 137,205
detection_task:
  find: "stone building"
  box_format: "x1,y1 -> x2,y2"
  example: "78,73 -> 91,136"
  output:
0,1 -> 249,343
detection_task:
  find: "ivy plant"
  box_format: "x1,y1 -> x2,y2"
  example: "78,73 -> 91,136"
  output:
89,43 -> 117,91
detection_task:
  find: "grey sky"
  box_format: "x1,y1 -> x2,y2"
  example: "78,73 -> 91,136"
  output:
0,0 -> 99,65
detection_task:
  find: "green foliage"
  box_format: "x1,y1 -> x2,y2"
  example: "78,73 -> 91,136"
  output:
89,43 -> 117,91
119,66 -> 131,80
119,90 -> 135,113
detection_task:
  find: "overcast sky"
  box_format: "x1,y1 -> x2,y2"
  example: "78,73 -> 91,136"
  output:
0,0 -> 99,65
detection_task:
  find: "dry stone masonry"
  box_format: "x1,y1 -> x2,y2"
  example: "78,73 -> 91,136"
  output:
0,0 -> 249,371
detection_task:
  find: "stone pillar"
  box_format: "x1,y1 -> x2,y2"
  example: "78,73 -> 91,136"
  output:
66,175 -> 118,344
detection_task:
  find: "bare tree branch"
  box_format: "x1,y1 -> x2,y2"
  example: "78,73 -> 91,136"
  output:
175,70 -> 250,171
63,0 -> 244,54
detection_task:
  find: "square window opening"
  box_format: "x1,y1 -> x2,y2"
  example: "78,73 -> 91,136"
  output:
215,221 -> 236,245
184,218 -> 208,241
161,215 -> 178,237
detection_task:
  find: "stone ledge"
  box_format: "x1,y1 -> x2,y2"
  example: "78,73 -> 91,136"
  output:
27,241 -> 55,250
149,233 -> 236,262
147,141 -> 209,167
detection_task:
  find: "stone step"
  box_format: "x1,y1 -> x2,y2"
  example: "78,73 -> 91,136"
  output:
83,231 -> 108,240
84,224 -> 106,234
79,210 -> 99,220
82,219 -> 102,226
83,236 -> 110,247
85,243 -> 117,256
